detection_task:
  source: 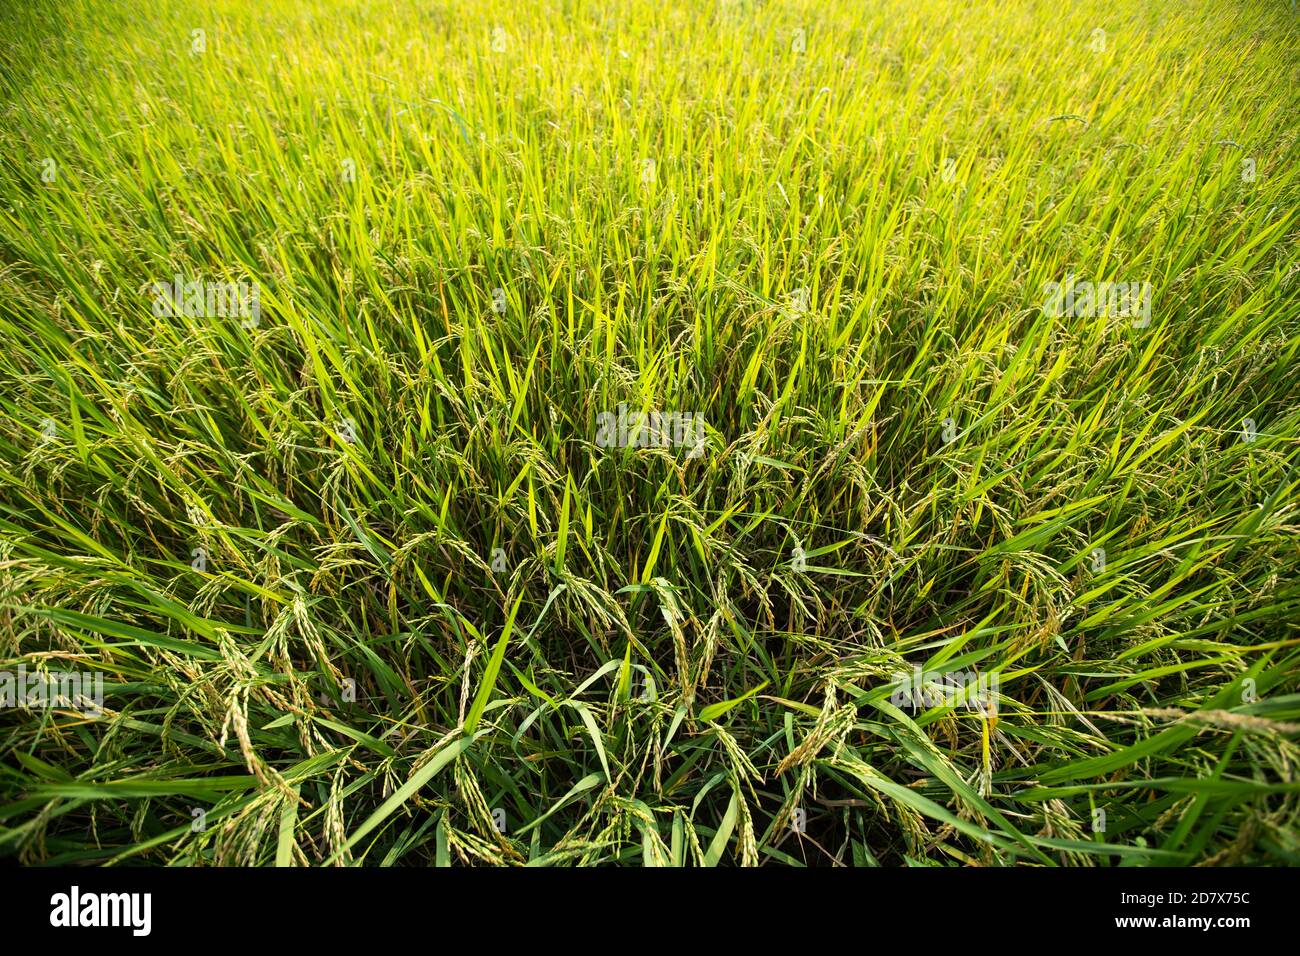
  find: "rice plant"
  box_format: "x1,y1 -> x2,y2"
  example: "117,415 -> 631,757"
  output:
1,0 -> 1298,866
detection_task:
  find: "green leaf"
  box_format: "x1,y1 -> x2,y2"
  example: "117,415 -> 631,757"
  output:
464,592 -> 526,735
699,681 -> 769,722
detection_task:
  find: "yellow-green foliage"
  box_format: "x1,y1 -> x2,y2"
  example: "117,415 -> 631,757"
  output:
0,0 -> 1298,865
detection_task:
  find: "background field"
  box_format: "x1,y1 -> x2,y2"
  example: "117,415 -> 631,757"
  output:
1,0 -> 1298,865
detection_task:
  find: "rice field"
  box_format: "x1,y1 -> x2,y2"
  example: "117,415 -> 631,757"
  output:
1,0 -> 1298,866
